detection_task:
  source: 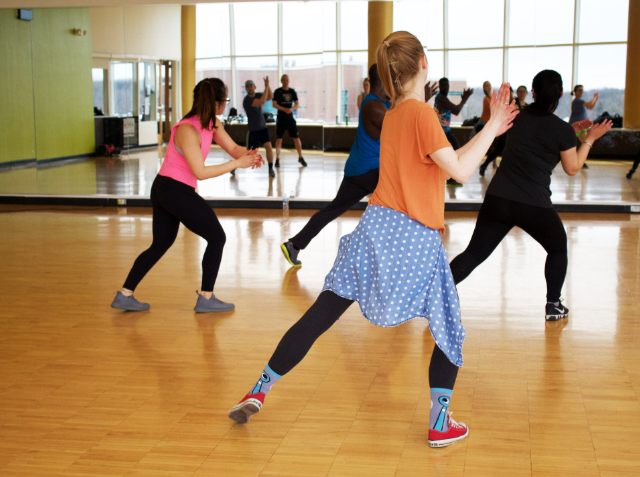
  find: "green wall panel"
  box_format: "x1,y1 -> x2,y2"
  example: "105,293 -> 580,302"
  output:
0,10 -> 36,164
32,8 -> 94,161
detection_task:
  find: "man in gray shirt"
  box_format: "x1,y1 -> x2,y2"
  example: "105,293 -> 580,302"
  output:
243,77 -> 275,177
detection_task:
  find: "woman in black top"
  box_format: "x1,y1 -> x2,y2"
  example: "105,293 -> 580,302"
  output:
515,85 -> 529,110
450,70 -> 612,321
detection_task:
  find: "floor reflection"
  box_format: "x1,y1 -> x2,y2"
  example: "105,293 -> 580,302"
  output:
1,149 -> 639,204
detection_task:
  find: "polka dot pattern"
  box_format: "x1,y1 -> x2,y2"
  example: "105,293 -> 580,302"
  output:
322,205 -> 466,366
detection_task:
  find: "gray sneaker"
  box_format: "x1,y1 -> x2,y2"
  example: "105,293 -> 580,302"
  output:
280,241 -> 301,267
111,291 -> 150,311
194,291 -> 235,313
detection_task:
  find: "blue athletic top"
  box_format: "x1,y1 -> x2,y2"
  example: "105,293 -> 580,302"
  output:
344,94 -> 391,177
434,93 -> 452,133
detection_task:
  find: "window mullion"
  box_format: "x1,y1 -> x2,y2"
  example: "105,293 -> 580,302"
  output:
229,4 -> 237,110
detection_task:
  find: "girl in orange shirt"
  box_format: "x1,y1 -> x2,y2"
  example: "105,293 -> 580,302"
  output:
229,31 -> 516,448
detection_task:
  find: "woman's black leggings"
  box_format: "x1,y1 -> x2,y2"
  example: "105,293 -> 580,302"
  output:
268,290 -> 459,390
449,194 -> 568,302
123,175 -> 226,292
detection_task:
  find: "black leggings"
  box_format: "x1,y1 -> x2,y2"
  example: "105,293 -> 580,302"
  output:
480,134 -> 506,169
268,290 -> 459,390
123,175 -> 226,292
290,168 -> 379,250
449,194 -> 567,302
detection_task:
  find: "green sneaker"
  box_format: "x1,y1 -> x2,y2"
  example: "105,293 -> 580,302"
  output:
280,241 -> 301,267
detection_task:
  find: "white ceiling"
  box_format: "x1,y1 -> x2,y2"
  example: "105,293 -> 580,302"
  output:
1,0 -> 335,7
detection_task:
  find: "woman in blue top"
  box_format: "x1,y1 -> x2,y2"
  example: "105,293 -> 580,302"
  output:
569,85 -> 598,124
280,64 -> 437,267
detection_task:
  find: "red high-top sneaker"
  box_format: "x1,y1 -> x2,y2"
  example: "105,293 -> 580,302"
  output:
428,413 -> 469,448
228,392 -> 265,424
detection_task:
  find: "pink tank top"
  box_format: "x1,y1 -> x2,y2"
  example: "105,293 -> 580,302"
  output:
158,115 -> 215,188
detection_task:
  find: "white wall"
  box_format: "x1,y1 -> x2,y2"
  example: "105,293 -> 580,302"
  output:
90,5 -> 181,60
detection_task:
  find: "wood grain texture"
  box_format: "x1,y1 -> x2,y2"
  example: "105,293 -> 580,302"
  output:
0,205 -> 639,476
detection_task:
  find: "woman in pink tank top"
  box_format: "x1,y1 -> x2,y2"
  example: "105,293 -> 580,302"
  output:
111,78 -> 264,313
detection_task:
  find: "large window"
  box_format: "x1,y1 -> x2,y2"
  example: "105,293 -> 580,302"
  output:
195,1 -> 629,123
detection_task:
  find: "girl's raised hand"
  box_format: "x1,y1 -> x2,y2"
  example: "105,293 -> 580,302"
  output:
490,82 -> 517,130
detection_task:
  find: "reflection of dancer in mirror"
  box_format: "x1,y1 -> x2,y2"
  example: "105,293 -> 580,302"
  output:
111,78 -> 265,313
433,77 -> 473,187
357,77 -> 370,110
627,149 -> 640,179
281,64 -> 437,267
243,77 -> 275,177
479,87 -> 515,177
273,74 -> 306,167
449,70 -> 612,321
569,85 -> 598,169
230,31 -> 517,449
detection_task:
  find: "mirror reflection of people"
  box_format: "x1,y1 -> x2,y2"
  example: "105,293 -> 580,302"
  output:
243,77 -> 275,177
434,77 -> 473,187
273,74 -> 306,167
449,70 -> 612,322
516,85 -> 529,110
569,85 -> 598,125
357,78 -> 370,110
111,78 -> 264,313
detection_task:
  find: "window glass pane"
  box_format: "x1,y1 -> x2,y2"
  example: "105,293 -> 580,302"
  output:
340,2 -> 367,51
508,0 -> 574,46
234,3 -> 278,56
196,4 -> 230,58
138,62 -> 156,122
284,2 -> 324,54
323,52 -> 338,123
323,3 -> 337,51
577,44 -> 626,116
579,0 -> 629,43
92,68 -> 105,113
283,54 -> 324,122
236,56 -> 279,118
448,49 -> 503,121
448,0 -> 504,49
394,0 -> 443,49
507,46 -> 573,118
196,58 -> 232,116
112,62 -> 135,117
341,51 -> 368,122
426,49 -> 444,82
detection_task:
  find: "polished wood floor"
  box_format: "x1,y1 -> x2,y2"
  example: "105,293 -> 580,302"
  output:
1,205 -> 639,476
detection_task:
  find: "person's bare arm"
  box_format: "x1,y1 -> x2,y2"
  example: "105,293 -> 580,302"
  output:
585,93 -> 599,110
292,100 -> 299,112
272,99 -> 287,112
455,108 -> 519,156
361,101 -> 387,141
175,121 -> 264,180
560,119 -> 612,175
436,89 -> 473,116
251,93 -> 268,107
357,94 -> 363,110
429,84 -> 515,182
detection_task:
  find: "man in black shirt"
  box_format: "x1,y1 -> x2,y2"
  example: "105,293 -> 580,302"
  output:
272,74 -> 306,167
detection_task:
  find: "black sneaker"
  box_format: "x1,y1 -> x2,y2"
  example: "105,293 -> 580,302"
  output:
446,178 -> 463,187
545,301 -> 569,321
627,169 -> 636,180
479,165 -> 487,177
298,157 -> 308,167
280,241 -> 301,267
269,168 -> 275,178
230,169 -> 235,177
275,159 -> 280,168
582,163 -> 589,169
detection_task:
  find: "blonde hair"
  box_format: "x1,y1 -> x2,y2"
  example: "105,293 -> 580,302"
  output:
376,31 -> 425,107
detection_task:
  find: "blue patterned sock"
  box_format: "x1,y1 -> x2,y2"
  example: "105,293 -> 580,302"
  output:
250,364 -> 281,395
430,388 -> 453,432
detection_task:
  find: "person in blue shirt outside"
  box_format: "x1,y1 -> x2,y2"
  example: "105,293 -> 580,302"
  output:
243,77 -> 275,177
280,64 -> 437,267
434,77 -> 474,187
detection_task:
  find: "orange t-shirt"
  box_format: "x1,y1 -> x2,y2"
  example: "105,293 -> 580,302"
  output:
481,96 -> 491,122
369,99 -> 451,234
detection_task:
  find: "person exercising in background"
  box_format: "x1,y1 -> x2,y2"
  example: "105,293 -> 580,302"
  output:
569,85 -> 598,169
243,77 -> 275,177
434,77 -> 473,187
357,78 -> 370,110
273,74 -> 306,167
515,85 -> 529,110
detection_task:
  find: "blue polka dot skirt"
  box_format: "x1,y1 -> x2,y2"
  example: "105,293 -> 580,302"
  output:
322,205 -> 466,366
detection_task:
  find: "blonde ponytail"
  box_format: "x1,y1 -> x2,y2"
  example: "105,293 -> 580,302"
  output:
376,31 -> 425,107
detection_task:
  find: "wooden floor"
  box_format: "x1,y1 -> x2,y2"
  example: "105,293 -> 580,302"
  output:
1,205 -> 639,476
